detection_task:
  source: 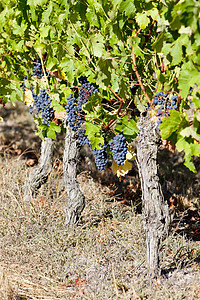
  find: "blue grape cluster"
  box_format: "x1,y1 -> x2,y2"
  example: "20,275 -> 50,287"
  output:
78,76 -> 88,85
77,128 -> 108,171
65,76 -> 97,131
65,94 -> 82,131
92,144 -> 107,171
31,88 -> 54,124
148,92 -> 178,127
77,77 -> 98,109
22,59 -> 52,124
32,59 -> 50,79
22,75 -> 27,93
78,128 -> 90,146
109,134 -> 127,166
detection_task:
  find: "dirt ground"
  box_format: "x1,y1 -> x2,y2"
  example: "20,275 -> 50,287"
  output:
0,101 -> 200,299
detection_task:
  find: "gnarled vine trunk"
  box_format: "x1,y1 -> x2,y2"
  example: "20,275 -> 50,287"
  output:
23,137 -> 54,201
63,118 -> 85,226
136,115 -> 170,278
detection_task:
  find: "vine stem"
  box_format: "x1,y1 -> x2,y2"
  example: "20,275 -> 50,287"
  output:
131,49 -> 153,106
103,86 -> 124,131
108,87 -> 123,117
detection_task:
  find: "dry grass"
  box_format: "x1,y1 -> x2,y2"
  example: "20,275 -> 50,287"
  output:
0,154 -> 200,300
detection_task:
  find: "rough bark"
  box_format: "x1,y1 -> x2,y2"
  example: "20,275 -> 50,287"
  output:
63,120 -> 85,226
136,114 -> 170,278
23,138 -> 54,201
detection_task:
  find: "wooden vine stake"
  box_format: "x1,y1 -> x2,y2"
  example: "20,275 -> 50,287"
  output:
63,116 -> 85,226
136,115 -> 170,277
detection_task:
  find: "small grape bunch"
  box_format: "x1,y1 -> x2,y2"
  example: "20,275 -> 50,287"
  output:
78,128 -> 90,146
33,88 -> 54,124
109,134 -> 127,166
65,94 -> 82,131
92,144 -> 108,171
148,92 -> 178,127
32,59 -> 50,79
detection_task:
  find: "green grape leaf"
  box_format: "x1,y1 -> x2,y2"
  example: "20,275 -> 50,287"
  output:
85,122 -> 104,150
49,122 -> 61,133
119,0 -> 136,17
160,110 -> 182,140
115,116 -> 138,141
170,39 -> 182,65
51,98 -> 65,112
96,58 -> 113,90
190,143 -> 200,156
135,13 -> 150,30
47,129 -> 56,139
184,155 -> 197,173
180,126 -> 200,142
192,97 -> 200,109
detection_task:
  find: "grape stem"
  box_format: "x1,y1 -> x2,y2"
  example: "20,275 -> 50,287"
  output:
141,20 -> 155,50
38,50 -> 49,91
108,86 -> 124,115
103,86 -> 124,131
131,49 -> 153,106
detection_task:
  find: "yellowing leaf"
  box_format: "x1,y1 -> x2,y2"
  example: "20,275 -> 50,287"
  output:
111,147 -> 136,178
112,160 -> 133,178
126,146 -> 136,161
0,116 -> 3,122
23,89 -> 34,106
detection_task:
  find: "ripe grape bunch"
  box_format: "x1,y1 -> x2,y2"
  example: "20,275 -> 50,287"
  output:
77,76 -> 98,109
32,59 -> 50,79
31,88 -> 54,124
77,128 -> 108,171
109,134 -> 127,166
65,94 -> 82,131
65,76 -> 97,131
148,92 -> 178,126
22,58 -> 53,123
92,144 -> 108,171
22,75 -> 27,93
78,129 -> 90,146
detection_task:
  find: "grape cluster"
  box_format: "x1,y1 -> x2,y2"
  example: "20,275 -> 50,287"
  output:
65,76 -> 97,131
77,77 -> 98,109
22,75 -> 27,93
109,134 -> 127,166
31,88 -> 54,124
78,128 -> 90,146
92,144 -> 107,171
78,76 -> 88,85
77,128 -> 108,171
148,92 -> 178,127
32,59 -> 50,79
65,94 -> 82,131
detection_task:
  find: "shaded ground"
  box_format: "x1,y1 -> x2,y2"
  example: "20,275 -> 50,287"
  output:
0,101 -> 200,299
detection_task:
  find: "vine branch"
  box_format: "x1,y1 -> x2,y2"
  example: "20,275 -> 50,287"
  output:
131,49 -> 152,106
103,86 -> 125,131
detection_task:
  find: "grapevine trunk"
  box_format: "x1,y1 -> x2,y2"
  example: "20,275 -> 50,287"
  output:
23,138 -> 54,201
63,118 -> 85,225
136,114 -> 170,277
